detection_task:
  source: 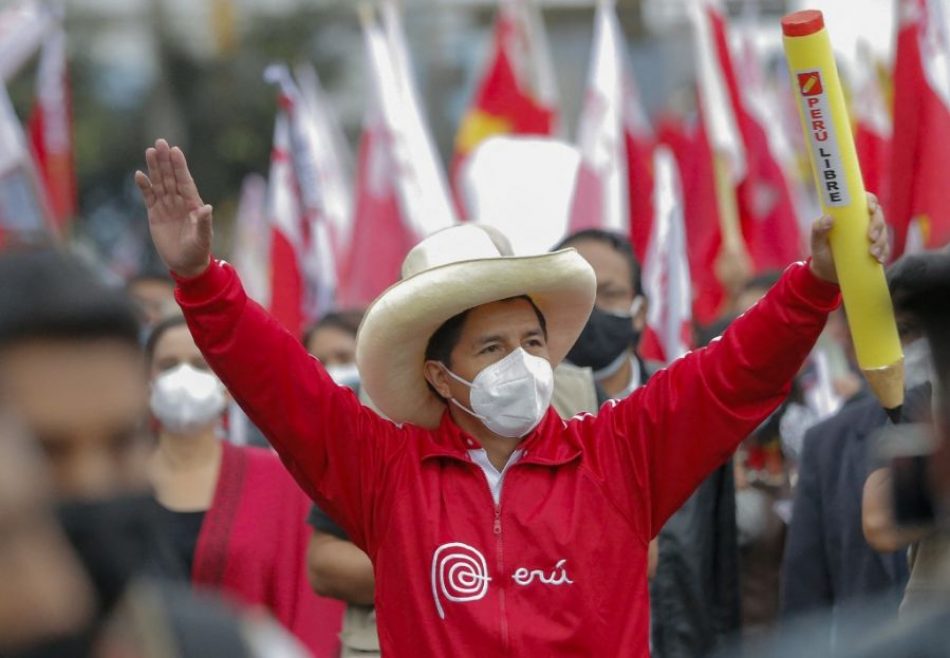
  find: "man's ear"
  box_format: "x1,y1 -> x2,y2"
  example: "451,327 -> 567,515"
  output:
632,295 -> 648,332
424,361 -> 452,399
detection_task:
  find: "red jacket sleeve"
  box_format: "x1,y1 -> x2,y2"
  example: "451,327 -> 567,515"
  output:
175,260 -> 404,555
587,261 -> 840,540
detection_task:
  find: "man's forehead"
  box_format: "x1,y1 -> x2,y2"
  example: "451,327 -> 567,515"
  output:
570,239 -> 633,286
463,299 -> 542,334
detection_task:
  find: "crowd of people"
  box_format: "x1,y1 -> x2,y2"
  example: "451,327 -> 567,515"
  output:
0,136 -> 948,658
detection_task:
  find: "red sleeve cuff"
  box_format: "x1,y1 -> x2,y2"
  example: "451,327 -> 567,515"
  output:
790,259 -> 841,311
172,259 -> 231,304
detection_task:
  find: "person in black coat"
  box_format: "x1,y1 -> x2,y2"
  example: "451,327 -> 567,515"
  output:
780,390 -> 909,621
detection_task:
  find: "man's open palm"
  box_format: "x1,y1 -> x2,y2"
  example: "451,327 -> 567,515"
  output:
135,139 -> 212,278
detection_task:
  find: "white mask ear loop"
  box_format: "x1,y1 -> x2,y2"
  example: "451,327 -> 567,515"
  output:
438,364 -> 486,422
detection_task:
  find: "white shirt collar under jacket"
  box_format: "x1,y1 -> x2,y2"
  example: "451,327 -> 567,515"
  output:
467,449 -> 524,504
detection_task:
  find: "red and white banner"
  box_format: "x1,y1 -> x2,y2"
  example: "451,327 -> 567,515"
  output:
657,114 -> 724,327
29,26 -> 76,232
0,80 -> 53,244
639,146 -> 693,364
266,64 -> 340,322
264,113 -> 308,337
851,42 -> 892,219
700,0 -> 801,273
453,0 -> 558,214
377,0 -> 456,238
570,0 -> 654,261
890,0 -> 950,256
340,6 -> 455,307
294,61 -> 354,270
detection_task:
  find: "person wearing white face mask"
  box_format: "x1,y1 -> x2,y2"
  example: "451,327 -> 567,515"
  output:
135,139 -> 890,657
304,311 -> 365,392
144,316 -> 344,658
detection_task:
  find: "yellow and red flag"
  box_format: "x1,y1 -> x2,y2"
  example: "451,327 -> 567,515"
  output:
452,0 -> 558,215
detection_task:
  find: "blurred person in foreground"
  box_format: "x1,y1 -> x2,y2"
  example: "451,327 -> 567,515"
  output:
0,414 -> 95,654
0,248 -> 184,655
0,248 -> 170,601
863,249 -> 949,617
135,139 -> 887,657
556,228 -> 740,655
0,248 -> 307,658
97,580 -> 309,658
779,260 -> 933,632
145,315 -> 344,657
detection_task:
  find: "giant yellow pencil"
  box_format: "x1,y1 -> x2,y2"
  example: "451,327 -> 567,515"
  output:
782,10 -> 904,411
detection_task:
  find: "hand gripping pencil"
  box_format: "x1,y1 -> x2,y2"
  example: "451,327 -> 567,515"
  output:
782,10 -> 904,413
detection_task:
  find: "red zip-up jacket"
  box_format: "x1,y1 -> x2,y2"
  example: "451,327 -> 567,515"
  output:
176,259 -> 839,657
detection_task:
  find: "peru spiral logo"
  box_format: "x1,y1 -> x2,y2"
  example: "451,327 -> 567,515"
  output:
431,542 -> 491,620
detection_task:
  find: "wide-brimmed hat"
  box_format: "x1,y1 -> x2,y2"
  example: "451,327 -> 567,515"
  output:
356,224 -> 596,429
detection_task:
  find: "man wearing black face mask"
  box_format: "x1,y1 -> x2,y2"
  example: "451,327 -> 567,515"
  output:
555,229 -> 651,400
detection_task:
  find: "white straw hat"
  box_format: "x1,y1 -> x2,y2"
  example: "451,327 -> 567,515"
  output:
356,224 -> 596,429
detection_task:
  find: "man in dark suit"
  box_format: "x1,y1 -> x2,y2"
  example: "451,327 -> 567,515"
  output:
780,390 -> 909,619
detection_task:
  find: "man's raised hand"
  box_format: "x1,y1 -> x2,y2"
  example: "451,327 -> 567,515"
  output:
135,139 -> 212,279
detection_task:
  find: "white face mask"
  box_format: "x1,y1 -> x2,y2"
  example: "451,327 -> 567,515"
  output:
325,362 -> 361,390
150,363 -> 227,435
442,348 -> 554,439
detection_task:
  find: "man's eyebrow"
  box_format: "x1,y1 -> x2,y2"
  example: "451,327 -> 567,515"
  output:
522,328 -> 544,339
474,334 -> 505,347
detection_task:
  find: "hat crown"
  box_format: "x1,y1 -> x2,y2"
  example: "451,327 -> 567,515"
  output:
401,225 -> 510,279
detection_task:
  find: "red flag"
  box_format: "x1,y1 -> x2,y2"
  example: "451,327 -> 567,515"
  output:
704,1 -> 802,272
638,146 -> 693,364
265,114 -> 307,337
852,43 -> 892,217
453,1 -> 558,213
339,7 -> 453,307
28,26 -> 76,232
266,65 -> 340,320
571,0 -> 654,261
339,115 -> 416,307
890,0 -> 950,256
658,113 -> 724,326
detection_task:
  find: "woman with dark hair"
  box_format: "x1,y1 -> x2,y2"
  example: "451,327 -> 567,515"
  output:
145,316 -> 343,657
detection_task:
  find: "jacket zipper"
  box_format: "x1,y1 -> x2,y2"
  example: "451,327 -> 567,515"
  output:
494,501 -> 509,652
468,453 -> 515,653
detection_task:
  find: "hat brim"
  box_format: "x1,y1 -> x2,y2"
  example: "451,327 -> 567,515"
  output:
356,248 -> 596,429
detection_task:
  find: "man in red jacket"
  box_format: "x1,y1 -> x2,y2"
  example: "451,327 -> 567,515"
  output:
135,139 -> 889,657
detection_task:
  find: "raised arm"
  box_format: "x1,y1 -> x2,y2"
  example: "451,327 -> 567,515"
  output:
135,140 -> 401,552
594,197 -> 888,539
